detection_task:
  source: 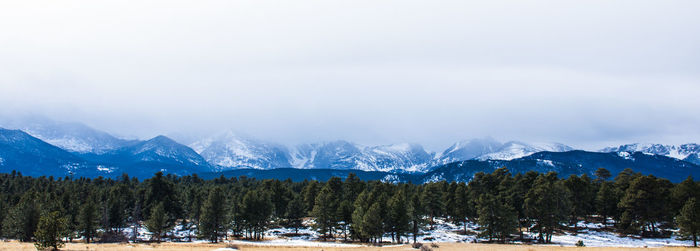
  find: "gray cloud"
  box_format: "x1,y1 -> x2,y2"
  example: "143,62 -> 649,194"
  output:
1,0 -> 699,151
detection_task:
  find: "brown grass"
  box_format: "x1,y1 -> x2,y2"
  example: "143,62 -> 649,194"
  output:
0,241 -> 695,251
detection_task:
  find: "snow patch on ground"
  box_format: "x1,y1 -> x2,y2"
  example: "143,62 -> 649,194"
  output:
550,229 -> 692,247
229,239 -> 362,247
111,218 -> 694,248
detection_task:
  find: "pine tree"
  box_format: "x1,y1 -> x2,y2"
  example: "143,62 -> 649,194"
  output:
387,190 -> 410,243
183,186 -> 203,242
510,171 -> 538,240
311,186 -> 338,240
285,195 -> 306,234
301,181 -> 320,214
476,193 -> 517,243
525,173 -> 570,243
78,200 -> 99,244
198,187 -> 228,243
362,203 -> 384,243
421,182 -> 444,229
594,168 -> 612,181
408,193 -> 424,244
239,189 -> 273,240
107,183 -> 133,232
618,175 -> 671,236
343,173 -> 365,202
443,182 -> 458,221
2,194 -> 40,242
336,200 -> 354,241
144,172 -> 181,224
564,174 -> 595,225
671,176 -> 699,215
677,198 -> 700,247
453,182 -> 471,233
145,202 -> 172,243
352,190 -> 372,242
34,211 -> 68,251
595,181 -> 618,226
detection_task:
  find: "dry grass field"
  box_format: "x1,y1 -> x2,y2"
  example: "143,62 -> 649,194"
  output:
0,241 -> 696,251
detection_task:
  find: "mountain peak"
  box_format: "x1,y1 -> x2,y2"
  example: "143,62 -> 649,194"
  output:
0,116 -> 133,153
601,143 -> 700,165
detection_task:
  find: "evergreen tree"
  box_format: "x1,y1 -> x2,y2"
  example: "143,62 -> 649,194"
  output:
301,181 -> 320,214
618,175 -> 671,236
525,173 -> 570,243
362,203 -> 384,243
77,200 -> 99,244
671,176 -> 699,215
107,183 -> 133,232
198,187 -> 228,243
677,198 -> 700,247
511,171 -> 538,240
352,190 -> 372,242
285,195 -> 306,234
443,182 -> 458,221
336,200 -> 354,241
476,193 -> 517,243
594,168 -> 612,181
239,189 -> 273,240
144,172 -> 181,223
343,173 -> 365,202
408,193 -> 424,244
311,186 -> 338,239
34,211 -> 68,251
387,190 -> 410,243
564,174 -> 595,224
2,194 -> 40,242
595,181 -> 618,226
421,182 -> 444,229
145,202 -> 172,243
452,182 -> 471,233
183,186 -> 203,242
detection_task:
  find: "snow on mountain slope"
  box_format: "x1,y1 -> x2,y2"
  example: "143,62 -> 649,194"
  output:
289,141 -> 434,172
0,116 -> 135,153
191,133 -> 574,172
601,143 -> 700,165
434,138 -> 502,165
190,131 -> 291,171
476,141 -> 574,160
0,128 -> 88,176
124,135 -> 209,167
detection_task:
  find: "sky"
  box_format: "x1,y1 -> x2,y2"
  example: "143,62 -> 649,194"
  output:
1,0 -> 699,151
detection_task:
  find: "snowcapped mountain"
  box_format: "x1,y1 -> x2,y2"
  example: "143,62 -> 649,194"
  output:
0,128 -> 87,177
290,141 -> 433,172
0,116 -> 135,153
80,135 -> 213,177
601,143 -> 700,165
424,150 -> 700,183
190,132 -> 436,173
367,143 -> 434,172
476,141 -> 574,161
434,138 -> 503,165
121,135 -> 209,167
434,138 -> 573,164
190,131 -> 291,171
189,133 -> 574,173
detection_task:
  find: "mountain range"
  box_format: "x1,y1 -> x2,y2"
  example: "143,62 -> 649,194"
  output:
0,117 -> 699,182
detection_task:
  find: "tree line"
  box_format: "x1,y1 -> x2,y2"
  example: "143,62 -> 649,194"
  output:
0,167 -> 698,250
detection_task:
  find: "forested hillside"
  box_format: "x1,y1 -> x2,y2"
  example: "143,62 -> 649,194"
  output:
0,168 -> 698,248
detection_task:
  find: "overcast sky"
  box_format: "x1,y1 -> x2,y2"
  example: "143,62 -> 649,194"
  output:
1,0 -> 699,151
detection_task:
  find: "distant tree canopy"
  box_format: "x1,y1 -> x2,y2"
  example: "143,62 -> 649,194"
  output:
0,168 -> 697,245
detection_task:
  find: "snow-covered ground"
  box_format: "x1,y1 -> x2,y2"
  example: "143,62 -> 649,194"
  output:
110,218 -> 694,248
